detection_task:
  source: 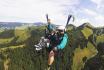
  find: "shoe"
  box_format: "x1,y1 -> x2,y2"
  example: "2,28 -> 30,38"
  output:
34,45 -> 39,48
45,66 -> 50,70
36,47 -> 42,51
34,45 -> 42,51
47,67 -> 50,70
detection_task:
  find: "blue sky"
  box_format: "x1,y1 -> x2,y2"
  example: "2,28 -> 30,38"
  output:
0,0 -> 104,27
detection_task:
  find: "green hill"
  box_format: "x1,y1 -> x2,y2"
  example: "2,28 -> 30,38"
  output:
0,24 -> 104,70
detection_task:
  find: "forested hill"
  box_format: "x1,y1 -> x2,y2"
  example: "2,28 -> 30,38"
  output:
0,23 -> 104,70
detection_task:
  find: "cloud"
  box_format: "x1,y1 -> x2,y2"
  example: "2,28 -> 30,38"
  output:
0,0 -> 104,27
94,15 -> 104,26
0,0 -> 80,25
80,8 -> 104,27
83,8 -> 97,16
91,0 -> 104,8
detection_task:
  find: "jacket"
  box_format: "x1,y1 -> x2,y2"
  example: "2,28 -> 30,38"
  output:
47,23 -> 56,32
56,33 -> 68,49
49,33 -> 68,50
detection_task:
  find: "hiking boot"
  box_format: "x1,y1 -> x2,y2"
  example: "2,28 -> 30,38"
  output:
45,66 -> 50,70
34,45 -> 42,51
47,67 -> 50,70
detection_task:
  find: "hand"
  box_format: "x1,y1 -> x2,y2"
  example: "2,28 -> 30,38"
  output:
49,50 -> 54,57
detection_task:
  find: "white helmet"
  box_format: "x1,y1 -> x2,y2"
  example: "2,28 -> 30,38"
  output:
57,25 -> 66,32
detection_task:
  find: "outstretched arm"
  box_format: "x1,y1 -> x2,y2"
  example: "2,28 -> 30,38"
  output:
57,34 -> 68,49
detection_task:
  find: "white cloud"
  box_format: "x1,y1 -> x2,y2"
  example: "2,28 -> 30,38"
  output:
73,18 -> 92,27
95,15 -> 104,20
80,18 -> 91,23
94,15 -> 104,26
75,8 -> 104,27
91,0 -> 104,8
83,8 -> 97,16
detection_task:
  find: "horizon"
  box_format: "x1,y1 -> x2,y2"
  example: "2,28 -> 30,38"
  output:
0,21 -> 104,28
0,0 -> 104,27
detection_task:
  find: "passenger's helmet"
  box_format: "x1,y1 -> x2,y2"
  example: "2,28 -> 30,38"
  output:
57,25 -> 66,32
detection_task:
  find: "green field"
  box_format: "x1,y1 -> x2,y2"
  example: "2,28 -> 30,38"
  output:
0,24 -> 104,70
72,42 -> 98,70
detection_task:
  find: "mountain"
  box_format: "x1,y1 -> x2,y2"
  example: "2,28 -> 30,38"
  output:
33,22 -> 46,26
79,22 -> 94,29
67,24 -> 76,30
0,22 -> 22,29
0,23 -> 104,70
0,22 -> 45,29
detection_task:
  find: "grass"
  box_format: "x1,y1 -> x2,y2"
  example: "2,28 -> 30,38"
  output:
4,58 -> 10,70
14,29 -> 30,43
0,37 -> 14,45
0,25 -> 103,70
0,29 -> 4,33
81,27 -> 93,39
0,44 -> 25,70
72,42 -> 98,70
96,34 -> 104,44
0,44 -> 25,52
7,46 -> 37,70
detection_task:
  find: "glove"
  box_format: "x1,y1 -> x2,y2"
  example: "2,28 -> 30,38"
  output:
53,47 -> 58,51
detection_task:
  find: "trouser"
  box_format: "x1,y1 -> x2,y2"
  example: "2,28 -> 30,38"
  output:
55,50 -> 63,70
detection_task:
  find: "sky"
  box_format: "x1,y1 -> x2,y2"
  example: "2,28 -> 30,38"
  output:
0,0 -> 104,27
